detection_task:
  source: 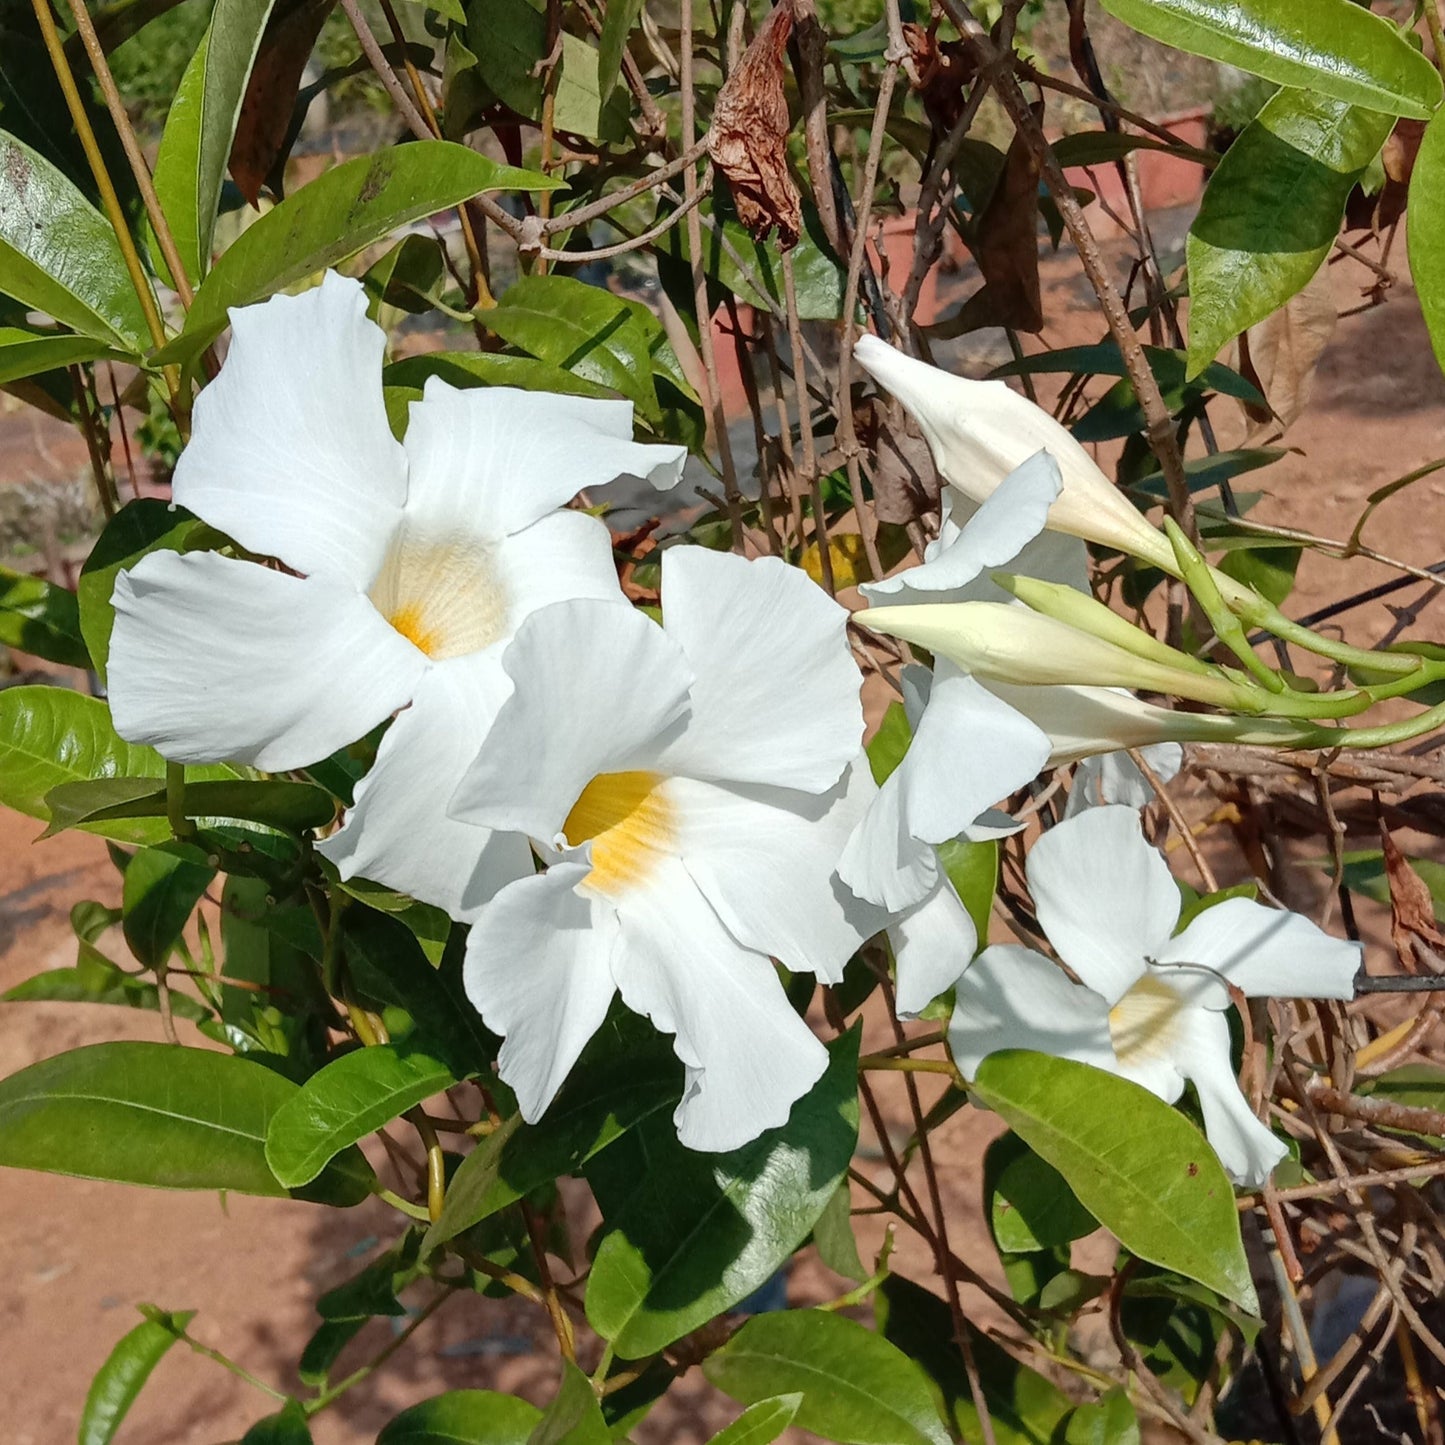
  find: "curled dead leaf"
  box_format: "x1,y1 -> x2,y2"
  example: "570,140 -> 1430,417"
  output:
1235,263 -> 1337,439
1380,822 -> 1445,974
902,22 -> 977,137
707,1 -> 801,247
857,394 -> 941,527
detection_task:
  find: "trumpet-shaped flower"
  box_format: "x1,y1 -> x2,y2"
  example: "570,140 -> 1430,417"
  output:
948,806 -> 1360,1184
451,547 -> 882,1152
108,272 -> 685,921
854,335 -> 1177,573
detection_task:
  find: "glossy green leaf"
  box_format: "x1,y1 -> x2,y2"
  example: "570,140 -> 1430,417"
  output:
529,1361 -> 610,1445
240,1399 -> 313,1444
0,564 -> 89,667
585,1030 -> 859,1358
984,1131 -> 1097,1254
971,1051 -> 1256,1311
265,1041 -> 457,1187
0,130 -> 151,350
875,1277 -> 1072,1445
318,1230 -> 424,1320
936,838 -> 998,946
596,0 -> 643,99
296,1318 -> 364,1388
1409,110 -> 1445,378
706,1395 -> 804,1445
0,1040 -> 372,1200
383,350 -> 615,399
812,1180 -> 867,1283
1064,1389 -> 1139,1445
5,954 -> 210,1022
164,143 -> 558,361
479,274 -> 658,417
1051,131 -> 1211,169
704,1310 -> 950,1445
377,1391 -> 543,1445
45,776 -> 333,838
151,0 -> 277,285
79,1309 -> 194,1445
991,342 -> 1261,403
0,327 -> 125,386
865,701 -> 910,785
77,499 -> 214,683
1218,542 -> 1300,608
1097,0 -> 1442,118
121,841 -> 216,967
1186,90 -> 1392,375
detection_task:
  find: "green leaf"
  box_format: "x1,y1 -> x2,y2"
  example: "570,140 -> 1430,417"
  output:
0,327 -> 125,386
318,1230 -> 424,1320
240,1399 -> 313,1444
0,686 -> 187,840
1096,0 -> 1442,118
265,1040 -> 457,1187
0,1040 -> 373,1200
991,342 -> 1261,403
0,563 -> 89,667
970,1051 -> 1256,1311
3,957 -> 210,1022
79,1310 -> 194,1445
865,701 -> 910,785
936,838 -> 998,946
121,840 -> 217,967
875,1276 -> 1072,1445
77,499 -> 213,683
812,1180 -> 867,1283
0,129 -> 151,350
1051,131 -> 1212,169
585,1030 -> 860,1359
706,1396 -> 804,1445
479,274 -> 659,417
596,0 -> 643,99
984,1130 -> 1097,1254
377,1391 -> 543,1445
163,143 -> 558,362
1409,110 -> 1445,379
151,0 -> 278,285
296,1318 -> 365,1388
1218,543 -> 1300,609
529,1361 -> 610,1445
1064,1389 -> 1138,1445
45,776 -> 334,838
1363,1063 -> 1445,1111
1186,90 -> 1393,375
704,1310 -> 950,1445
384,350 -> 615,399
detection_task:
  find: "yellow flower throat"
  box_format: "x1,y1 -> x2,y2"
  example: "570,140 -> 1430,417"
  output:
563,771 -> 673,896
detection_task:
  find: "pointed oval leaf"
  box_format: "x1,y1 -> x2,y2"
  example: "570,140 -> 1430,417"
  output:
265,1041 -> 457,1188
970,1050 -> 1256,1311
377,1391 -> 543,1445
1409,111 -> 1445,379
0,327 -> 126,386
707,1395 -> 804,1445
121,840 -> 217,967
528,1361 -> 610,1445
1186,90 -> 1393,375
45,777 -> 334,838
0,563 -> 89,667
151,0 -> 278,285
0,1040 -> 373,1200
80,1310 -> 195,1445
163,143 -> 558,363
240,1399 -> 313,1444
1097,0 -> 1442,119
703,1310 -> 951,1445
0,130 -> 151,350
584,1030 -> 859,1359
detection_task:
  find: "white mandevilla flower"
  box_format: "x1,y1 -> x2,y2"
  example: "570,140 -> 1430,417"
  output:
948,805 -> 1361,1184
107,271 -> 685,921
854,334 -> 1178,573
450,547 -> 883,1152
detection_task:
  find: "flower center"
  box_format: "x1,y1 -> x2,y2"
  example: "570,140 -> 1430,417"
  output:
1107,971 -> 1186,1072
563,771 -> 674,896
369,528 -> 508,661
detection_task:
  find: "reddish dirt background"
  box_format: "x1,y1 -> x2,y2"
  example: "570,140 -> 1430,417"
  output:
3,230 -> 1444,1440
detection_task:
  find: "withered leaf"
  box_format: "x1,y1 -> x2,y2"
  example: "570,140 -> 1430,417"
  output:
707,1 -> 801,247
1380,822 -> 1445,973
1237,263 -> 1337,438
902,22 -> 976,138
858,396 -> 941,527
229,0 -> 337,206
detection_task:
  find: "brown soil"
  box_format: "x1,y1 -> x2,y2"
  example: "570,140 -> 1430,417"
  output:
3,224 -> 1444,1442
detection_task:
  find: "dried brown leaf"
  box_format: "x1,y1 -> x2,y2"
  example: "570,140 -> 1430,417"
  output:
707,2 -> 801,247
858,396 -> 941,526
902,22 -> 976,137
1380,822 -> 1445,973
1238,263 -> 1337,439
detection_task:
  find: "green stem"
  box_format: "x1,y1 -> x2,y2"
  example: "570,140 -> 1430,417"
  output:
375,1186 -> 431,1221
1238,594 -> 1423,676
171,1325 -> 287,1400
305,1288 -> 453,1415
165,762 -> 196,839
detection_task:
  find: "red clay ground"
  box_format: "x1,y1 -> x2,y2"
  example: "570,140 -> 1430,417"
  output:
3,237 -> 1444,1441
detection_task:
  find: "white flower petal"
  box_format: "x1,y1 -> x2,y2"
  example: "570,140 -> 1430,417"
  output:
1065,743 -> 1184,817
317,659 -> 533,921
1168,1005 -> 1286,1186
174,272 -> 406,585
1156,897 -> 1361,1002
613,854 -> 828,1151
890,876 -> 978,1017
402,380 -> 686,539
492,509 -> 626,629
671,764 -> 887,985
652,548 -> 862,793
449,600 -> 692,840
109,549 -> 427,770
899,667 -> 1051,846
463,863 -> 620,1121
983,682 -> 1191,767
862,450 -> 1061,602
949,944 -> 1115,1079
837,763 -> 939,912
1027,805 -> 1178,1004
